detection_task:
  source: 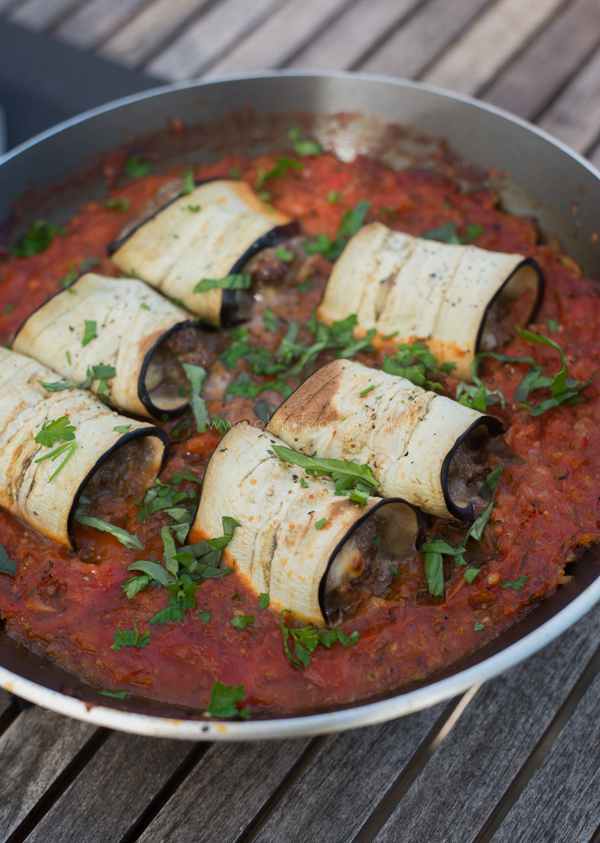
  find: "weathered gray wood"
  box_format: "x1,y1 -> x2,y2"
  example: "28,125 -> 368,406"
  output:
146,0 -> 285,82
422,0 -> 564,97
587,141 -> 600,170
24,731 -> 193,843
371,603 -> 600,843
289,0 -> 422,71
252,701 -> 456,843
205,0 -> 356,77
537,43 -> 600,154
100,0 -> 212,67
491,667 -> 600,843
483,0 -> 600,120
136,738 -> 314,842
0,707 -> 97,842
9,0 -> 84,31
359,0 -> 493,79
55,0 -> 154,51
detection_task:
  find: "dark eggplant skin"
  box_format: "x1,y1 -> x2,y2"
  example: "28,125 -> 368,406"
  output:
475,257 -> 545,356
440,415 -> 505,522
317,498 -> 425,625
66,426 -> 169,549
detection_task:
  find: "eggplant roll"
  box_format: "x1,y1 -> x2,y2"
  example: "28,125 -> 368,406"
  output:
0,348 -> 167,548
267,359 -> 503,522
317,222 -> 544,381
109,180 -> 298,327
189,422 -> 422,626
13,273 -> 205,419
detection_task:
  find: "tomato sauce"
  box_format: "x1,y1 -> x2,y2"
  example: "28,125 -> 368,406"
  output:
0,148 -> 599,716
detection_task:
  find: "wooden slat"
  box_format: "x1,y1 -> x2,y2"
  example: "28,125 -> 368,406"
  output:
100,0 -> 211,67
146,0 -> 285,82
587,142 -> 600,170
9,0 -> 85,32
359,0 -> 494,79
422,0 -> 565,97
491,668 -> 600,843
251,702 -> 455,843
483,0 -> 600,121
24,732 -> 193,843
370,604 -> 600,843
537,43 -> 600,154
55,0 -> 154,51
289,0 -> 423,71
204,0 -> 356,77
135,738 -> 315,842
0,707 -> 97,842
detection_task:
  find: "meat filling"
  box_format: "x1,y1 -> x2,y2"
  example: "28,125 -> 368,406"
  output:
83,436 -> 162,503
323,501 -> 420,623
480,263 -> 540,351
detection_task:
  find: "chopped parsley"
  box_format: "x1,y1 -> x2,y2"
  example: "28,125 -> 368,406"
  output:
315,518 -> 328,530
383,341 -> 454,391
74,497 -> 144,550
257,156 -> 303,185
37,379 -> 74,392
254,399 -> 275,426
206,681 -> 249,719
193,274 -> 251,294
10,220 -> 63,257
420,221 -> 484,245
258,593 -> 270,610
474,622 -> 485,631
360,384 -> 376,397
389,565 -> 401,579
271,445 -> 377,505
81,320 -> 97,347
187,205 -> 201,213
106,197 -> 131,212
501,576 -> 530,591
114,424 -> 132,434
110,618 -> 151,650
35,416 -> 76,447
60,264 -> 78,287
280,610 -> 359,670
180,169 -> 196,195
478,466 -> 503,502
276,247 -> 293,263
305,200 -> 370,261
182,362 -> 209,433
231,614 -> 254,630
547,317 -> 558,332
100,689 -> 128,699
288,127 -> 322,157
0,542 -> 16,577
124,156 -> 151,179
464,567 -> 481,585
327,191 -> 341,203
263,306 -> 279,333
296,277 -> 312,294
4,302 -> 14,314
198,610 -> 211,624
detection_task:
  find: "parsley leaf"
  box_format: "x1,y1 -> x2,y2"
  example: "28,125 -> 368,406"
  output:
0,543 -> 17,577
424,552 -> 445,597
279,611 -> 359,669
256,156 -> 303,185
100,689 -> 128,699
263,306 -> 280,333
106,197 -> 131,212
288,127 -> 322,157
464,567 -> 481,584
110,618 -> 151,651
182,362 -> 210,433
180,169 -> 196,195
35,416 -> 76,447
360,384 -> 376,397
10,220 -> 62,257
501,576 -> 530,591
124,156 -> 151,179
315,518 -> 328,530
193,274 -> 251,294
271,445 -> 377,505
206,681 -> 249,719
114,424 -> 132,434
37,379 -> 73,392
305,200 -> 370,261
478,466 -> 503,501
199,610 -> 211,624
474,622 -> 485,631
382,341 -> 450,391
276,247 -> 293,262
231,614 -> 254,630
81,320 -> 97,347
421,221 -> 462,245
74,510 -> 144,550
258,593 -> 270,610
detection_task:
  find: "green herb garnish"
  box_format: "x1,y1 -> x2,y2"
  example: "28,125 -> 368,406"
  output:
206,681 -> 249,719
182,362 -> 209,433
37,379 -> 74,392
271,445 -> 377,505
279,610 -> 359,669
0,543 -> 16,577
315,518 -> 328,530
10,220 -> 63,257
181,169 -> 195,195
35,416 -> 76,447
501,576 -> 530,591
110,618 -> 151,650
193,274 -> 251,294
81,320 -> 97,347
258,593 -> 270,610
124,156 -> 151,179
288,127 -> 322,157
199,610 -> 211,624
100,689 -> 128,699
106,197 -> 131,212
305,200 -> 370,261
231,614 -> 254,631
474,622 -> 485,631
114,424 -> 132,434
360,384 -> 376,397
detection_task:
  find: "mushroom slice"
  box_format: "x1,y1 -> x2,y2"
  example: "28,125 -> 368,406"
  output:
109,179 -> 299,327
13,273 -> 213,420
267,359 -> 503,522
317,222 -> 544,381
0,348 -> 167,548
188,421 -> 422,627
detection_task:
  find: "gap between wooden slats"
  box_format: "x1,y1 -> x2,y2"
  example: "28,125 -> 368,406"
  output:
358,0 -> 495,79
288,0 -> 425,72
537,42 -> 600,155
54,0 -> 156,51
146,0 -> 286,82
203,0 -> 357,78
353,603 -> 600,843
9,0 -> 87,32
489,646 -> 600,843
99,0 -> 213,68
421,0 -> 568,98
482,0 -> 600,122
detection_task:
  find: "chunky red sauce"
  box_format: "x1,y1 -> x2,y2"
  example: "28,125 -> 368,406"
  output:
0,147 -> 598,717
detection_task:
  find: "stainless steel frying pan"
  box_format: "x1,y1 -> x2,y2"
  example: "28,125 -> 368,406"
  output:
1,71 -> 600,741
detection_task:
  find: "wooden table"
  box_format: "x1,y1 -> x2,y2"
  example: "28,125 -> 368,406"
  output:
1,1 -> 600,840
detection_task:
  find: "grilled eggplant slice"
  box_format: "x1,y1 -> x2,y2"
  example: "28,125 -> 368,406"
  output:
267,359 -> 503,522
13,274 -> 210,419
317,222 -> 544,381
109,180 -> 299,327
189,421 -> 422,626
0,348 -> 167,548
